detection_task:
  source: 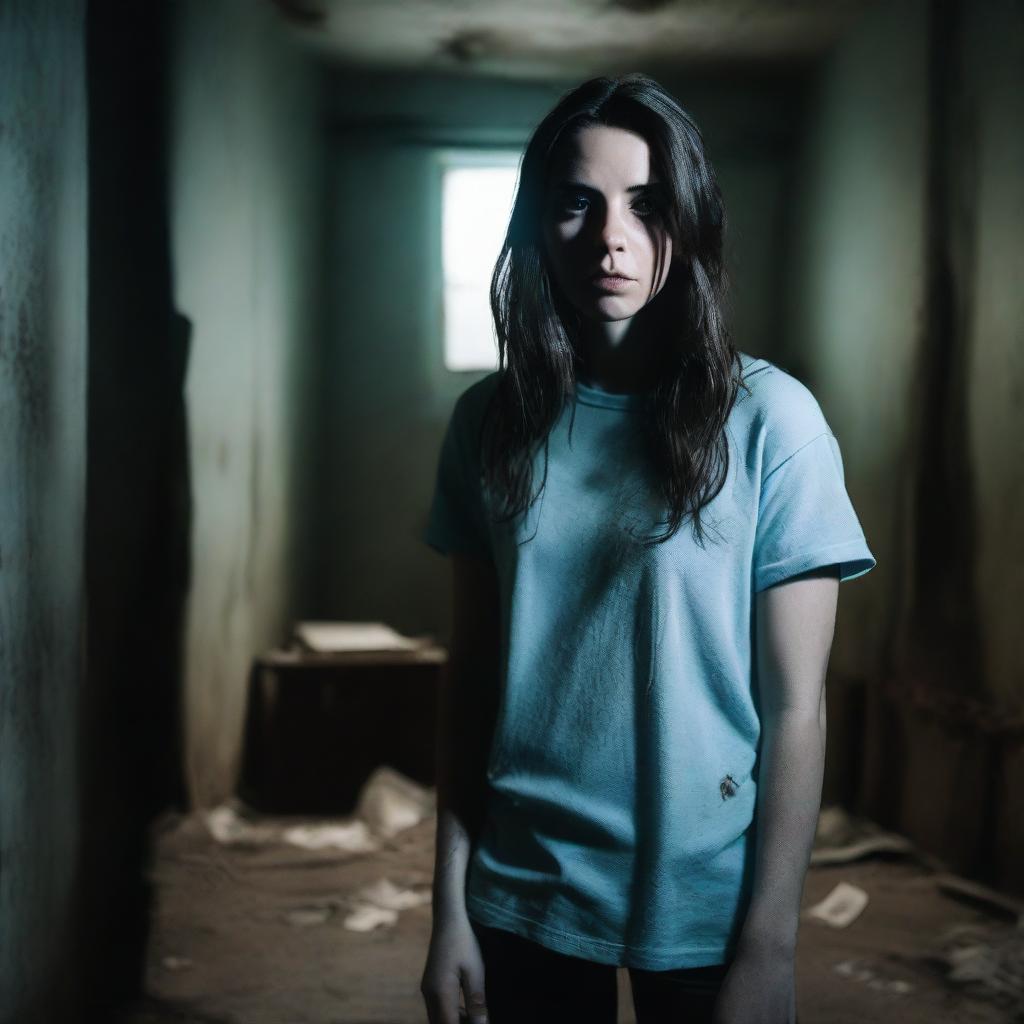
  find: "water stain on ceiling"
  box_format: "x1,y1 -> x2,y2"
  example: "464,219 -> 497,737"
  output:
270,0 -> 874,79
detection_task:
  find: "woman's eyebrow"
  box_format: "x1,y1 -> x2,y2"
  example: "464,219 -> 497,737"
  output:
555,179 -> 664,194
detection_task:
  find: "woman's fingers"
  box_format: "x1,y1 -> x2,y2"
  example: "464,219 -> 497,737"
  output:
420,976 -> 449,1024
460,961 -> 489,1023
421,966 -> 466,1024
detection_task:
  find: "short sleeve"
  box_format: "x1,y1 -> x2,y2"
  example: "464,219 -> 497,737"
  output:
753,431 -> 876,592
421,393 -> 493,560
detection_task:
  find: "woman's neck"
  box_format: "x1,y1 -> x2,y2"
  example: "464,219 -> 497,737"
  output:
577,300 -> 667,394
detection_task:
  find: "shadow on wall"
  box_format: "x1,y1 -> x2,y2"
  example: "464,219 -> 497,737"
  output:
79,1 -> 191,1013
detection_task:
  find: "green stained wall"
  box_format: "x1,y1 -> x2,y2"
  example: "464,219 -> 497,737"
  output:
168,0 -> 327,808
0,2 -> 87,1021
786,0 -> 929,680
787,0 -> 1024,891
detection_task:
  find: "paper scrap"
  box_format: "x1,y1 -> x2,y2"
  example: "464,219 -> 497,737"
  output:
355,765 -> 436,838
805,881 -> 869,928
354,877 -> 432,912
833,959 -> 914,995
294,621 -> 424,653
343,904 -> 399,932
282,820 -> 379,853
204,803 -> 276,845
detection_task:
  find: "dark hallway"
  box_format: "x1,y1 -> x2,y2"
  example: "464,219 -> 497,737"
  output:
2,1 -> 1022,1022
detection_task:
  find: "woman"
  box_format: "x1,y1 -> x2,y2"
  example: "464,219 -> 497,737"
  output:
419,72 -> 875,1024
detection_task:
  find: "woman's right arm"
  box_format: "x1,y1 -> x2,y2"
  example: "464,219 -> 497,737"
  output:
422,552 -> 501,1024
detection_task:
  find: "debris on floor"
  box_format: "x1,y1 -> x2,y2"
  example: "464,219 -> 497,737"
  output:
926,918 -> 1024,1017
808,804 -> 1024,1020
197,764 -> 435,854
121,784 -> 1021,1024
353,764 -> 437,838
804,881 -> 869,928
811,803 -> 938,868
354,876 -> 433,913
282,819 -> 378,853
344,903 -> 400,932
191,767 -> 436,935
832,957 -> 915,996
202,801 -> 277,846
340,875 -> 432,932
133,765 -> 443,1023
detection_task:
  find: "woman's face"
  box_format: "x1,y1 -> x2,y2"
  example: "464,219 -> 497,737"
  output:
541,124 -> 674,324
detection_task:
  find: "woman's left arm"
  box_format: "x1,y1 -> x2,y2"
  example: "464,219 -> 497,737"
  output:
713,563 -> 840,1024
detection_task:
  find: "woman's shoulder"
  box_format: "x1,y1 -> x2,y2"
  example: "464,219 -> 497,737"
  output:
451,370 -> 502,418
732,351 -> 832,467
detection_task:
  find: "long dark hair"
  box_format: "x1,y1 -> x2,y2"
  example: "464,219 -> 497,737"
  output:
481,72 -> 751,547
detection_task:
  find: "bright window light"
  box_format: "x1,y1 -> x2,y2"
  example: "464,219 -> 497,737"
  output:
440,152 -> 521,371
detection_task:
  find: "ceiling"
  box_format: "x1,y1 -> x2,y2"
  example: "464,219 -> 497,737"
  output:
272,0 -> 876,81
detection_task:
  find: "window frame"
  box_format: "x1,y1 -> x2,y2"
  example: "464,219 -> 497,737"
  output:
435,147 -> 523,373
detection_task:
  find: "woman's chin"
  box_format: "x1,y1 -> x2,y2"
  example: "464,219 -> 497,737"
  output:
578,296 -> 641,321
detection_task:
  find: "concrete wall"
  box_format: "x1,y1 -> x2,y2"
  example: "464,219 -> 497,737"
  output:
787,0 -> 1024,891
320,69 -> 809,642
168,0 -> 327,808
2,3 -> 328,1015
0,3 -> 87,1022
943,0 -> 1024,892
785,0 -> 930,803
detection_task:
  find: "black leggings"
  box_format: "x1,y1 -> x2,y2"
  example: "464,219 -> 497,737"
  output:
471,920 -> 730,1024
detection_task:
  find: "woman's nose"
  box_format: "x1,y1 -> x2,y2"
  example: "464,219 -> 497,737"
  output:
595,204 -> 626,250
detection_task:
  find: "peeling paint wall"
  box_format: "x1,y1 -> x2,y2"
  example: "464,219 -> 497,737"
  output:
787,0 -> 1024,892
958,0 -> 1024,762
320,70 -> 808,641
940,0 -> 1024,892
0,2 -> 87,1022
785,0 -> 929,805
168,0 -> 326,807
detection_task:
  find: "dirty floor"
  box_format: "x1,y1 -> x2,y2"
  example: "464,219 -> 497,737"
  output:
111,770 -> 1022,1024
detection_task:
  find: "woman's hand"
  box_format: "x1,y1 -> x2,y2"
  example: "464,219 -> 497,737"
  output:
711,946 -> 796,1024
420,911 -> 489,1024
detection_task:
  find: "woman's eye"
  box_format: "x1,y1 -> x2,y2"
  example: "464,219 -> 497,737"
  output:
553,192 -> 662,218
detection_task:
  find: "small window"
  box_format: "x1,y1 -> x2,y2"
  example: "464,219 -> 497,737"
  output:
439,151 -> 522,372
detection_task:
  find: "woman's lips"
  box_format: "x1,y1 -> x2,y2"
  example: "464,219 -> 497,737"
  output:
589,275 -> 634,292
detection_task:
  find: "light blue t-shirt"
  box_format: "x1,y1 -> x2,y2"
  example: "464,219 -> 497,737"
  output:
421,352 -> 876,970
